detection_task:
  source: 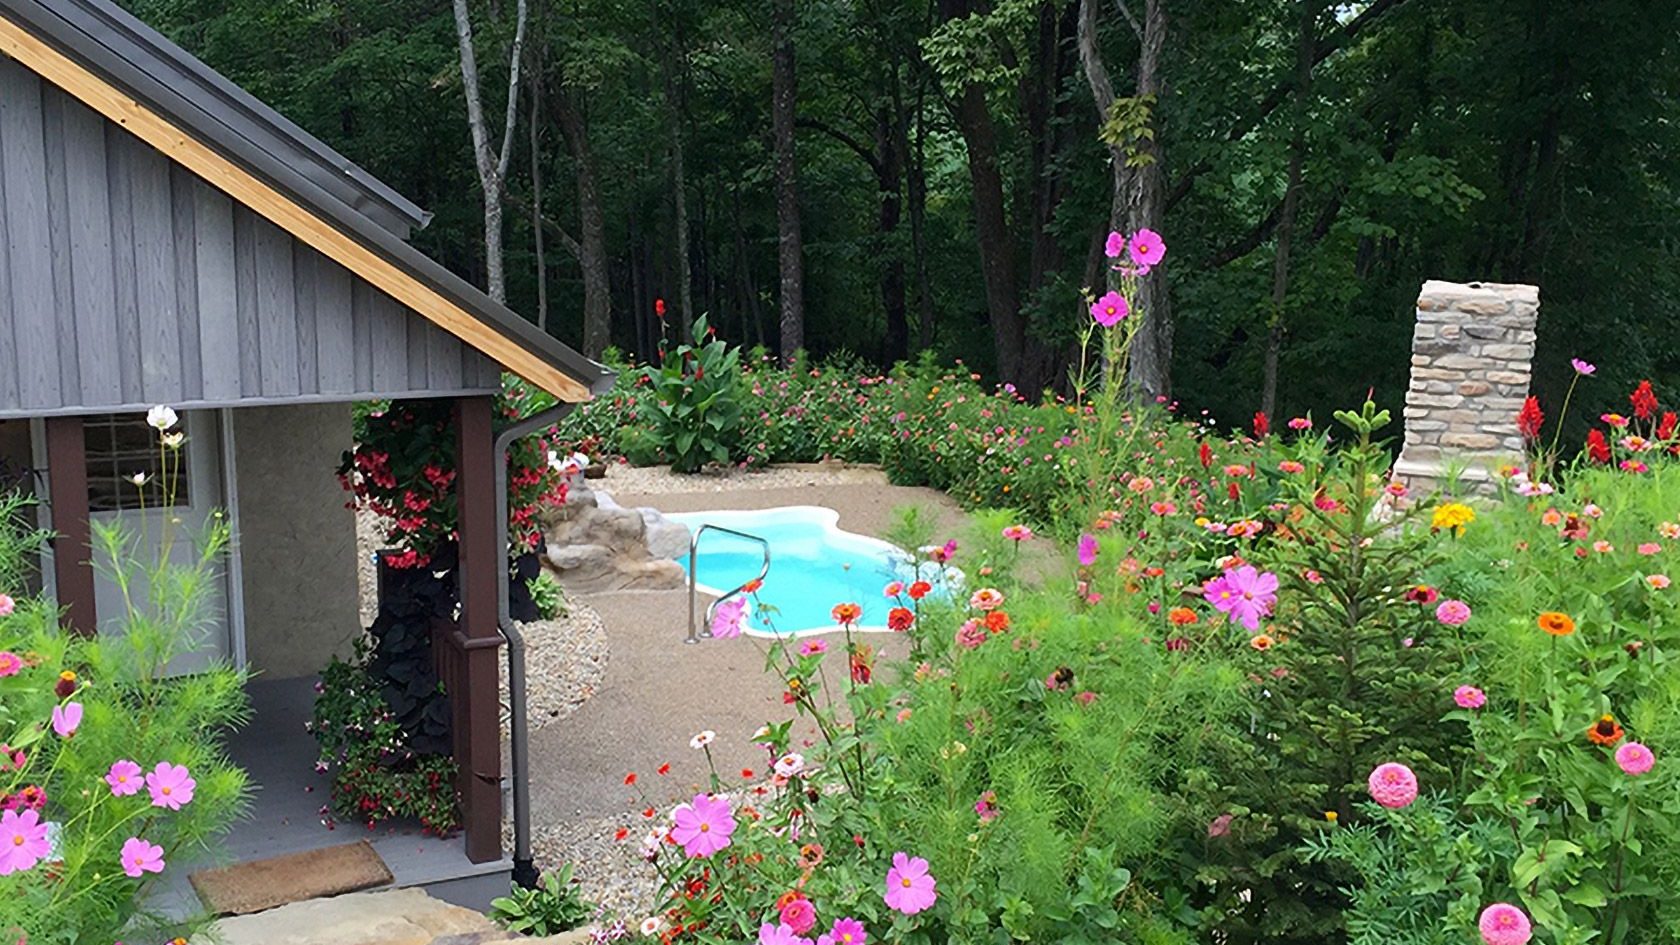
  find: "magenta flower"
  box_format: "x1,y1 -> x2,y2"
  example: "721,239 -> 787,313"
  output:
120,837 -> 165,878
1367,762 -> 1418,809
0,651 -> 19,678
0,808 -> 50,875
1435,599 -> 1472,626
1478,903 -> 1532,945
146,762 -> 196,810
670,793 -> 736,858
883,851 -> 938,915
1128,229 -> 1166,269
1571,358 -> 1596,377
818,918 -> 868,945
1616,741 -> 1655,776
1207,813 -> 1233,838
1077,533 -> 1099,567
798,640 -> 830,657
974,791 -> 999,823
1103,231 -> 1126,258
711,596 -> 747,639
1089,291 -> 1129,327
1454,686 -> 1486,709
1205,566 -> 1277,632
106,759 -> 144,797
51,702 -> 82,738
758,923 -> 813,945
781,898 -> 817,935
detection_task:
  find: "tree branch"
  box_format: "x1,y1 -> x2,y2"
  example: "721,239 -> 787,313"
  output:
796,116 -> 883,176
494,0 -> 530,186
504,190 -> 581,258
1113,0 -> 1143,42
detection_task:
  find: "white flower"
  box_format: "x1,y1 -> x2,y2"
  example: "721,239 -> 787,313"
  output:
689,730 -> 715,750
145,405 -> 178,431
773,752 -> 805,778
639,916 -> 664,938
127,472 -> 150,487
160,432 -> 185,449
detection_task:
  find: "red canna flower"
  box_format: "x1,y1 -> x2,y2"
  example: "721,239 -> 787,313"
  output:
1199,441 -> 1213,469
1659,411 -> 1677,442
1228,481 -> 1240,502
654,298 -> 667,319
1587,429 -> 1612,464
1517,396 -> 1544,441
1632,380 -> 1659,420
1252,411 -> 1269,438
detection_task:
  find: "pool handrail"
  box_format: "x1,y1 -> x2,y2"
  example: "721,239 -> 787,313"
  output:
687,523 -> 771,644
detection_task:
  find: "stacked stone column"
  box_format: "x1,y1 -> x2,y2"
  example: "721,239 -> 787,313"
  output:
1393,280 -> 1539,494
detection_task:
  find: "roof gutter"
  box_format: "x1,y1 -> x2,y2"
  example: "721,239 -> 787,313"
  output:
494,403 -> 572,889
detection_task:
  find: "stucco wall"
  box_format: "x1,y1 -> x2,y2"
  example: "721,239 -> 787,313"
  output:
233,403 -> 360,678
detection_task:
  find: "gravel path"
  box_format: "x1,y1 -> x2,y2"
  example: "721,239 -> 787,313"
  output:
594,460 -> 890,496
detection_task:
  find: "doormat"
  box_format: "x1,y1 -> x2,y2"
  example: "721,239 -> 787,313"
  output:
190,840 -> 394,916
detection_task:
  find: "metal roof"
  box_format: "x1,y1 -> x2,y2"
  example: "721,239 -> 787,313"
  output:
0,0 -> 615,398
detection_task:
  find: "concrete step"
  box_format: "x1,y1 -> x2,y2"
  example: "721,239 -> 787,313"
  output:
194,887 -> 595,945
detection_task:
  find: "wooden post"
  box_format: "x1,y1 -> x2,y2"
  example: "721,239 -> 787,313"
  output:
451,396 -> 504,863
42,417 -> 97,636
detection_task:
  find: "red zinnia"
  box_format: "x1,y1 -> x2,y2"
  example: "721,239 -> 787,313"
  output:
1517,396 -> 1544,441
887,606 -> 915,632
1632,380 -> 1659,420
1587,429 -> 1612,464
983,610 -> 1011,633
906,580 -> 932,601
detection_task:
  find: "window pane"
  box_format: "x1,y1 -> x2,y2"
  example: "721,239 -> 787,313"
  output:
83,414 -> 191,512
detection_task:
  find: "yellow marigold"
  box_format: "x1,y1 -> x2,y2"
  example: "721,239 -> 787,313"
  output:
1431,502 -> 1476,535
1324,811 -> 1339,823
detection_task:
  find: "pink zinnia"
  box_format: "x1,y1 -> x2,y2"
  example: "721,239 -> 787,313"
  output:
1367,762 -> 1418,808
1454,685 -> 1486,709
0,651 -> 19,678
711,596 -> 747,639
799,640 -> 830,656
1639,542 -> 1662,556
1128,229 -> 1166,269
1616,741 -> 1655,776
883,580 -> 904,597
1077,533 -> 1099,567
670,793 -> 736,858
954,620 -> 987,650
1089,291 -> 1129,327
1478,903 -> 1532,945
120,836 -> 165,878
818,917 -> 867,945
759,923 -> 813,945
883,851 -> 938,915
1001,525 -> 1033,542
146,762 -> 196,811
51,702 -> 82,738
1648,574 -> 1671,590
781,898 -> 817,935
1288,417 -> 1312,431
1435,599 -> 1472,626
0,808 -> 50,875
969,588 -> 1003,611
106,759 -> 144,797
1206,565 -> 1277,632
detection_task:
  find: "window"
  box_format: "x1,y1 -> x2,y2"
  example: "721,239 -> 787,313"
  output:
84,413 -> 191,512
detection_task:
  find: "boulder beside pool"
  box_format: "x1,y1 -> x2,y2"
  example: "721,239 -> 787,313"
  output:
538,464 -> 689,592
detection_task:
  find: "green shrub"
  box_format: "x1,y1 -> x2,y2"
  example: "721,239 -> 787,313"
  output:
642,315 -> 746,472
489,864 -> 594,935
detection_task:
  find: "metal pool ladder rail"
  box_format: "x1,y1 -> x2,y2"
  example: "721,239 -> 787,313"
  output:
687,524 -> 771,644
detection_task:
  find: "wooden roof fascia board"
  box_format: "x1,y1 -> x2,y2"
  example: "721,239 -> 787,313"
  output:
0,13 -> 598,403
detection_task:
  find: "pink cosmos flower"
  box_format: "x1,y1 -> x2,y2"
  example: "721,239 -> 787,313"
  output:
120,837 -> 165,878
781,898 -> 817,935
1367,762 -> 1418,809
1103,231 -> 1126,258
1616,741 -> 1655,776
1077,533 -> 1098,567
1435,599 -> 1472,626
0,652 -> 19,678
954,620 -> 987,650
146,762 -> 196,811
974,791 -> 999,823
883,580 -> 904,597
0,594 -> 12,617
1089,291 -> 1129,327
883,851 -> 938,915
1478,903 -> 1532,945
1571,358 -> 1596,376
1128,229 -> 1166,269
798,640 -> 830,657
670,793 -> 736,858
1639,542 -> 1662,556
1205,566 -> 1277,632
51,702 -> 82,738
969,588 -> 1004,611
1454,685 -> 1486,709
817,918 -> 867,945
106,760 -> 143,797
0,809 -> 50,875
759,923 -> 813,945
711,596 -> 747,639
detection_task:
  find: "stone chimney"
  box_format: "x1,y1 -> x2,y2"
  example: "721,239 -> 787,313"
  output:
1393,280 -> 1539,493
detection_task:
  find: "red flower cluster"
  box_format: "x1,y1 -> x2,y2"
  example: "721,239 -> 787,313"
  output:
1517,396 -> 1544,441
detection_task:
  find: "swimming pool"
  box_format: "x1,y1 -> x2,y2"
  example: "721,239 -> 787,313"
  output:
668,506 -> 953,636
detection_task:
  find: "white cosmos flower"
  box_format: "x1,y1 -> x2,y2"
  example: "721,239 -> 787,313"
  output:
145,405 -> 178,431
689,730 -> 715,750
639,916 -> 664,937
773,752 -> 805,778
160,432 -> 185,449
127,472 -> 150,487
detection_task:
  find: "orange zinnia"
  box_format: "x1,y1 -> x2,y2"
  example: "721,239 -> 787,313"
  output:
1167,607 -> 1199,626
984,610 -> 1011,633
1250,634 -> 1276,651
831,602 -> 862,625
1587,714 -> 1624,746
1537,612 -> 1576,636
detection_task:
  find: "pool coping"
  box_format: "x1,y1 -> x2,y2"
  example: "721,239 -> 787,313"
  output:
666,505 -> 957,638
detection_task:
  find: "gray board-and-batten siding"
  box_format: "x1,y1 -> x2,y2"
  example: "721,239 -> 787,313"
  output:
0,56 -> 500,420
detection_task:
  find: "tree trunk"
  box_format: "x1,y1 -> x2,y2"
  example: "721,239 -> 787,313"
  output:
451,0 -> 529,304
1261,0 -> 1321,420
555,84 -> 612,358
877,104 -> 908,364
771,0 -> 806,359
528,58 -> 547,332
909,72 -> 935,351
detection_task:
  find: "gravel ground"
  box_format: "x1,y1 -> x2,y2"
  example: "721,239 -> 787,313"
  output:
593,460 -> 890,496
497,604 -> 609,733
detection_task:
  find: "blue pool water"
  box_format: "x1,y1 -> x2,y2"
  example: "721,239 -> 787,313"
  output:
668,507 -> 951,635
